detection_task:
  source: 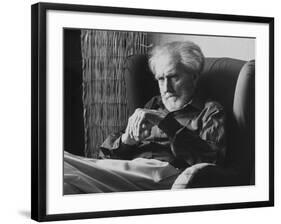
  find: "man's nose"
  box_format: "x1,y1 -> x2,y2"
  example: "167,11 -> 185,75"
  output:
163,78 -> 173,92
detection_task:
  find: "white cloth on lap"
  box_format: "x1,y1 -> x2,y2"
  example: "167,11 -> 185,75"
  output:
64,151 -> 181,194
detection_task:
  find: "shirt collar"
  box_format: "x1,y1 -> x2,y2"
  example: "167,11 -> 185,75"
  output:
185,94 -> 204,111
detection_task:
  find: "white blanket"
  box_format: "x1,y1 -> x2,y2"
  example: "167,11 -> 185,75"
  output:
64,151 -> 181,194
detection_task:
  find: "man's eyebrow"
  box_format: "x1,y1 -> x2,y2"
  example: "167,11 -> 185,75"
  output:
163,72 -> 177,78
155,74 -> 163,80
155,72 -> 177,79
166,72 -> 177,76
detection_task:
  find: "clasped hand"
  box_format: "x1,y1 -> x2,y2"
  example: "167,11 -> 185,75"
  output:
121,108 -> 166,145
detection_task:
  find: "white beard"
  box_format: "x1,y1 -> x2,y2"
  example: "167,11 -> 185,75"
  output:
162,96 -> 186,112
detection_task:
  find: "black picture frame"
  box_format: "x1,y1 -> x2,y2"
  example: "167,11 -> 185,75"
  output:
31,2 -> 274,222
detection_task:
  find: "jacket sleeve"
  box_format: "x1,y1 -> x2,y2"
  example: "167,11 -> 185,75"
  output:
99,131 -> 137,159
158,101 -> 226,166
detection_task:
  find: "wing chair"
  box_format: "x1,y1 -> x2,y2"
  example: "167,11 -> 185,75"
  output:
124,55 -> 255,188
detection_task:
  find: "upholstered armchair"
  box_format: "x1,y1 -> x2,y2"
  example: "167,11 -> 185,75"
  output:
124,55 -> 255,188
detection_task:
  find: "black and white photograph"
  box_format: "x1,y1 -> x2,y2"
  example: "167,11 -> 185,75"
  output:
63,29 -> 256,194
1,0 -> 280,223
30,2 -> 274,222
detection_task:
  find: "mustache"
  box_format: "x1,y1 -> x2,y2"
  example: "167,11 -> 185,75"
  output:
162,92 -> 177,98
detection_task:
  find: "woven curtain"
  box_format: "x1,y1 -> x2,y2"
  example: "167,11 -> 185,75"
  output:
81,30 -> 148,158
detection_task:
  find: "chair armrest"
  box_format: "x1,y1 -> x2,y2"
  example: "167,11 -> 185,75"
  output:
171,163 -> 241,189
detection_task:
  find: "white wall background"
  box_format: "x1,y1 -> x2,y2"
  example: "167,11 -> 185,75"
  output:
0,0 -> 279,223
149,34 -> 255,61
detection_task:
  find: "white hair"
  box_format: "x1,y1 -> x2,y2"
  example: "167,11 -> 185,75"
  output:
148,41 -> 205,77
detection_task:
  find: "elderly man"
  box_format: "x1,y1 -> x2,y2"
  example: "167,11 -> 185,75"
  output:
64,41 -> 226,194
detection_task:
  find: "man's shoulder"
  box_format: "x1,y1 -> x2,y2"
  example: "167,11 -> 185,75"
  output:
198,100 -> 225,124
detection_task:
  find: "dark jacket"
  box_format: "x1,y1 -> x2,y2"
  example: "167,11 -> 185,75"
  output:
100,96 -> 226,170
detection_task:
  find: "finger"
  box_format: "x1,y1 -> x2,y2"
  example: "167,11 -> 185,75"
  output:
135,113 -> 142,140
127,116 -> 135,140
130,109 -> 138,139
135,111 -> 147,140
133,113 -> 142,141
130,111 -> 141,141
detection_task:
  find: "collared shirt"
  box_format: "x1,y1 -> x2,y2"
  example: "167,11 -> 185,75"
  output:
100,95 -> 226,169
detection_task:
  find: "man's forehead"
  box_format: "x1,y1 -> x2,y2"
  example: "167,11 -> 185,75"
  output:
154,54 -> 179,76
